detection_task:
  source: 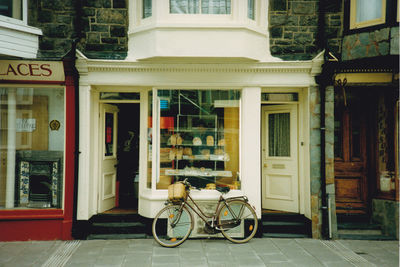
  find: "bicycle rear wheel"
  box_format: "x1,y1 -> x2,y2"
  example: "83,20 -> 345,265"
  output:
218,200 -> 258,243
152,204 -> 193,247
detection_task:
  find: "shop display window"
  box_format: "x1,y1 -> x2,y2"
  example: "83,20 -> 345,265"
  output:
155,89 -> 240,190
0,87 -> 64,209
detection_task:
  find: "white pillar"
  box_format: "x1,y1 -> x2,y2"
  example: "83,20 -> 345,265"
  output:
241,87 -> 261,218
77,85 -> 92,220
6,88 -> 16,208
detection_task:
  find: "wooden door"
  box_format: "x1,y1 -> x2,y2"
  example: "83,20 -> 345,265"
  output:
99,104 -> 119,213
334,90 -> 368,214
261,105 -> 299,212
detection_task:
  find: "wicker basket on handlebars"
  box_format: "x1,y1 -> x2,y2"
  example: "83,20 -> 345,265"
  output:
168,182 -> 187,201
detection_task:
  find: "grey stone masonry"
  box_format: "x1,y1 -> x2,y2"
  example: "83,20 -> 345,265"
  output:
341,27 -> 396,61
269,0 -> 343,61
28,0 -> 128,60
79,0 -> 128,59
29,0 -> 77,59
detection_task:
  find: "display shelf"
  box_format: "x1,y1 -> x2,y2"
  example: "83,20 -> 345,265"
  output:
160,113 -> 233,188
165,168 -> 232,177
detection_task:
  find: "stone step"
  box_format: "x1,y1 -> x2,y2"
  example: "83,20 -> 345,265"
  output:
338,229 -> 383,236
338,233 -> 395,240
337,222 -> 381,230
87,233 -> 149,240
262,233 -> 310,238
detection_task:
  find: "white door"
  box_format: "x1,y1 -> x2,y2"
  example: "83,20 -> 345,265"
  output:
262,105 -> 298,213
99,104 -> 119,213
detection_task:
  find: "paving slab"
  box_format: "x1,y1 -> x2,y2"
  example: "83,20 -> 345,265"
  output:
0,238 -> 398,266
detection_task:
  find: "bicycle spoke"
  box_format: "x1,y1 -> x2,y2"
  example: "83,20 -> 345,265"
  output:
218,200 -> 258,244
152,204 -> 193,248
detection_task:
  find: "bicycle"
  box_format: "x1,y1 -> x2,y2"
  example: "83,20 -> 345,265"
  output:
152,179 -> 258,247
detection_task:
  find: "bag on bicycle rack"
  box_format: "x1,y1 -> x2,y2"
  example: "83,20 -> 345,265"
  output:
168,182 -> 187,201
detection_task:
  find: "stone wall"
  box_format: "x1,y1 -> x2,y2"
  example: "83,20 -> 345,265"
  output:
28,0 -> 128,60
309,85 -> 321,238
341,27 -> 396,61
269,0 -> 343,61
80,0 -> 128,59
372,199 -> 399,239
29,0 -> 77,59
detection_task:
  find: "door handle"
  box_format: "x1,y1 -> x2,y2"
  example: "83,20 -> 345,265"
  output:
264,163 -> 268,168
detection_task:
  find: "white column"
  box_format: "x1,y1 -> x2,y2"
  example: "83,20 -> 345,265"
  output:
77,85 -> 92,220
6,88 -> 16,208
241,87 -> 261,218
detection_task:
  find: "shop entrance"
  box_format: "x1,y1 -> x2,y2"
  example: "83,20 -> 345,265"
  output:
99,103 -> 140,213
261,105 -> 299,213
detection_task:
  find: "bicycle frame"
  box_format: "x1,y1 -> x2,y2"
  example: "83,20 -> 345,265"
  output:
172,192 -> 249,230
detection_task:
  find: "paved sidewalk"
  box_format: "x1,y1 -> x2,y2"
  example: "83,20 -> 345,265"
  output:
0,238 -> 398,267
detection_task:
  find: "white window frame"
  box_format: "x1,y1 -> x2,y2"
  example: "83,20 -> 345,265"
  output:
0,0 -> 28,25
350,0 -> 387,29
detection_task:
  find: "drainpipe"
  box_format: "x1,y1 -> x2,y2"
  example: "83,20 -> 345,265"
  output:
316,0 -> 330,239
70,0 -> 82,238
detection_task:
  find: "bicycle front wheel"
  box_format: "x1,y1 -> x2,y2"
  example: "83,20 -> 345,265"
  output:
218,200 -> 258,243
152,204 -> 193,247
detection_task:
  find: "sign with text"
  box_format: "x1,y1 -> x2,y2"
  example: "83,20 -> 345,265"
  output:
0,60 -> 65,82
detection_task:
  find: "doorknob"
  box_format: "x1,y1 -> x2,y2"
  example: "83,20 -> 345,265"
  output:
264,163 -> 268,168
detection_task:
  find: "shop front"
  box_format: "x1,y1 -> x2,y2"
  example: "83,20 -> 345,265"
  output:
0,59 -> 76,241
75,51 -> 324,237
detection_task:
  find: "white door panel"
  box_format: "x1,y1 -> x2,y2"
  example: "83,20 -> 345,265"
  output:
262,105 -> 298,213
99,104 -> 119,213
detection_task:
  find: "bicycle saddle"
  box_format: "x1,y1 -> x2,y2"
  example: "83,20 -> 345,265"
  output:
216,186 -> 230,194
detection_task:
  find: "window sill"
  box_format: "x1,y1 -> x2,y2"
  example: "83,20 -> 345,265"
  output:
0,16 -> 42,35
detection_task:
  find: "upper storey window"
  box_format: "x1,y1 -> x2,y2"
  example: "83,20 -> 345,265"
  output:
0,0 -> 25,22
143,0 -> 151,18
350,0 -> 386,29
248,0 -> 255,19
170,0 -> 231,14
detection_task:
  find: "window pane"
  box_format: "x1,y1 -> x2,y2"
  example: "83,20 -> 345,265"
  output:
261,93 -> 298,102
105,112 -> 114,156
351,115 -> 361,158
170,0 -> 231,14
202,0 -> 231,14
157,89 -> 240,190
100,92 -> 140,101
0,87 -> 64,209
356,0 -> 382,23
143,0 -> 152,18
334,119 -> 343,158
147,91 -> 152,188
248,0 -> 255,19
268,113 -> 290,157
170,0 -> 199,14
0,0 -> 22,20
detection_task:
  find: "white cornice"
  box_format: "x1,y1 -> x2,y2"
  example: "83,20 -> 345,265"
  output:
78,59 -> 315,74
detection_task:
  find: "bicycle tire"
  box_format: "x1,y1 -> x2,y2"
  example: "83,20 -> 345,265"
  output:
217,199 -> 258,243
152,204 -> 193,247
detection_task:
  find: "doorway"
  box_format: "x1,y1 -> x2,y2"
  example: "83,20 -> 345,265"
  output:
261,104 -> 299,213
117,104 -> 140,210
99,103 -> 140,213
334,88 -> 370,214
